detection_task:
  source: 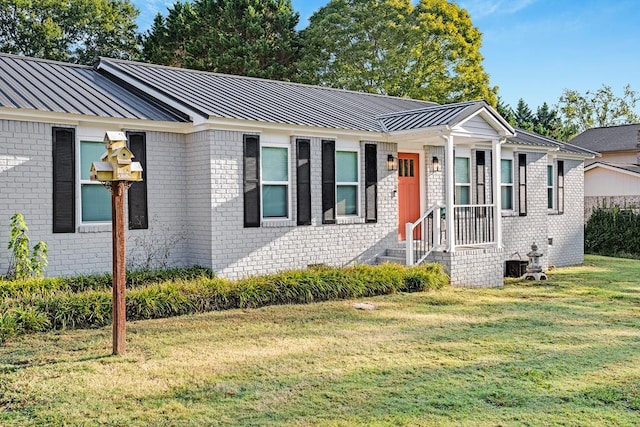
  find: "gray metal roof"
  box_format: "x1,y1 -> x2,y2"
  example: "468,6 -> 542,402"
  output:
377,101 -> 511,132
507,128 -> 598,156
96,57 -> 437,132
569,124 -> 640,152
0,53 -> 187,122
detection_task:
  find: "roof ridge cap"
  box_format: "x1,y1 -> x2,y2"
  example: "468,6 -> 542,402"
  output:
376,100 -> 481,119
0,52 -> 91,69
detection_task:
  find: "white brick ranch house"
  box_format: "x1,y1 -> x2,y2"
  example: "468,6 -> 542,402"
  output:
0,54 -> 595,287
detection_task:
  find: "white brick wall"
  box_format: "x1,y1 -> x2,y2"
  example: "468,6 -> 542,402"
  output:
0,120 -> 188,276
548,160 -> 584,267
202,131 -> 397,277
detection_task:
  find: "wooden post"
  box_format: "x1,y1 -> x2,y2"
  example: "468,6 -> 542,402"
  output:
112,181 -> 126,355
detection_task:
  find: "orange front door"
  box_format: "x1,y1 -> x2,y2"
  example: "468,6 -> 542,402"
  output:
398,152 -> 420,240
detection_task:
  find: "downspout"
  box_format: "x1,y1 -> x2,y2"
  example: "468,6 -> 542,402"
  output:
442,132 -> 455,252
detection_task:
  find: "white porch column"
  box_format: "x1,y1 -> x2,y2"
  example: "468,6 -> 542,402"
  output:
443,133 -> 455,252
492,137 -> 504,248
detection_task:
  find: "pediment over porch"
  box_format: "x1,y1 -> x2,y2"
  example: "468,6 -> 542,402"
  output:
378,100 -> 515,144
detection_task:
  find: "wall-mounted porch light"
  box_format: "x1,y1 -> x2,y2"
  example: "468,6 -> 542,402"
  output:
432,156 -> 441,172
387,154 -> 398,171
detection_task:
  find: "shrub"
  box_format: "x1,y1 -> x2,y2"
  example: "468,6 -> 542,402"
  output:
5,213 -> 48,280
585,208 -> 640,258
0,263 -> 448,343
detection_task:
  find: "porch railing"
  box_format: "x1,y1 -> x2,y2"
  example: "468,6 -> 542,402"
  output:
405,204 -> 444,265
453,204 -> 495,246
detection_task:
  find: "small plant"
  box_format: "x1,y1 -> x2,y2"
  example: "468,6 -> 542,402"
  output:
6,213 -> 48,280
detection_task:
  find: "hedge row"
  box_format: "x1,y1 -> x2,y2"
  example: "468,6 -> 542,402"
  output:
0,263 -> 448,343
585,208 -> 640,258
0,266 -> 215,299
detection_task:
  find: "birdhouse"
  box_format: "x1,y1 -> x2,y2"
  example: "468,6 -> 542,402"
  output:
90,132 -> 143,182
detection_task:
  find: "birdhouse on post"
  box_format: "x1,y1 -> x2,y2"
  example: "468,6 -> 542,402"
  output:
90,131 -> 143,182
88,131 -> 144,356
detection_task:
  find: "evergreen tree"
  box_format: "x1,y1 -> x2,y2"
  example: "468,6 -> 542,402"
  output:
514,98 -> 534,130
142,0 -> 301,81
496,97 -> 515,125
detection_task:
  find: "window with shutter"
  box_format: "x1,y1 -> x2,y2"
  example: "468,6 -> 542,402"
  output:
52,127 -> 76,233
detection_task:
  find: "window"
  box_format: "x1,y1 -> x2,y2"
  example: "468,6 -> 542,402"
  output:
454,157 -> 470,205
80,140 -> 111,222
518,154 -> 527,216
336,150 -> 359,216
261,145 -> 290,219
501,158 -> 513,210
547,164 -> 554,209
557,160 -> 564,214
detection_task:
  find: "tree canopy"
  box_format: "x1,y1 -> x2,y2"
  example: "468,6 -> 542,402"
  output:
298,0 -> 496,105
559,84 -> 640,139
142,0 -> 301,81
0,0 -> 141,64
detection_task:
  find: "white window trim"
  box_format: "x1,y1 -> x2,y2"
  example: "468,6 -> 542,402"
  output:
78,139 -> 112,226
260,142 -> 292,222
500,156 -> 514,211
454,156 -> 471,205
335,142 -> 361,218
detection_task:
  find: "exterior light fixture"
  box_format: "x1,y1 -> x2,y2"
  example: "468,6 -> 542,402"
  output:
432,156 -> 441,172
387,154 -> 398,171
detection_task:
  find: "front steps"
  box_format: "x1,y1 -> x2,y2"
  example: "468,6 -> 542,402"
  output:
375,248 -> 407,265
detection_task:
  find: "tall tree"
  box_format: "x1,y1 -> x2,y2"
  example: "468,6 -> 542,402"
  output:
559,84 -> 640,138
513,98 -> 534,130
0,0 -> 141,64
496,96 -> 515,125
298,0 -> 496,105
143,0 -> 301,81
533,102 -> 561,138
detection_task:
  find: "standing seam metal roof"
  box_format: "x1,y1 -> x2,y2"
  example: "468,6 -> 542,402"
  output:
97,57 -> 437,132
0,53 -> 187,122
507,128 -> 598,156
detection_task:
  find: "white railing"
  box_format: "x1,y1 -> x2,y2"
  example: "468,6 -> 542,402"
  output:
453,204 -> 495,246
405,204 -> 444,265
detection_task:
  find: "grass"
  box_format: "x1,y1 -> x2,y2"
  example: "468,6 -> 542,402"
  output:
1,254 -> 640,426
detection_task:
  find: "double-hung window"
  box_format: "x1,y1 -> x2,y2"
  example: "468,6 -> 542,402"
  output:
261,144 -> 290,220
80,140 -> 111,222
454,157 -> 470,205
501,158 -> 514,210
336,150 -> 359,216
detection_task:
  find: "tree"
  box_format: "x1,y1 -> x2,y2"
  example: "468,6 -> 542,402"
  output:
298,0 -> 496,105
559,84 -> 640,138
0,0 -> 141,64
142,0 -> 302,81
496,96 -> 515,125
533,102 -> 562,138
513,98 -> 534,130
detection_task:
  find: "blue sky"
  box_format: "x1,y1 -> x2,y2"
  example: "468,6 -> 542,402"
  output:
133,0 -> 640,111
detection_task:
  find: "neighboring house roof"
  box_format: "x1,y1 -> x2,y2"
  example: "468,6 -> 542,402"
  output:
585,161 -> 640,177
569,123 -> 640,152
0,53 -> 187,122
96,57 -> 438,132
507,128 -> 598,156
376,100 -> 513,133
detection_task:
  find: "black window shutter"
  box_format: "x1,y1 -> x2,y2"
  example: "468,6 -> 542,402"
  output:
296,139 -> 312,226
321,140 -> 336,224
364,144 -> 377,223
475,151 -> 485,204
127,132 -> 148,229
557,160 -> 564,214
243,135 -> 261,227
518,153 -> 527,216
52,127 -> 75,233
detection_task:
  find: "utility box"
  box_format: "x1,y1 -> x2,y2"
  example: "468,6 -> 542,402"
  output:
90,132 -> 143,182
505,260 -> 528,278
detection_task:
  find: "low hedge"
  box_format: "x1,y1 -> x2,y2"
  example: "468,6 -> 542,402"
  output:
0,263 -> 448,343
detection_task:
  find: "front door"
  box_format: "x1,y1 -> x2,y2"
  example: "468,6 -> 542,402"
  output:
398,152 -> 420,240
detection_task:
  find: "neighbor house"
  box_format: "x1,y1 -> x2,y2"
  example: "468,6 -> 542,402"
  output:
569,124 -> 640,220
0,54 -> 595,287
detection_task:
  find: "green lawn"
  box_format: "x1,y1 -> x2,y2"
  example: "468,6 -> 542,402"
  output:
1,255 -> 640,426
